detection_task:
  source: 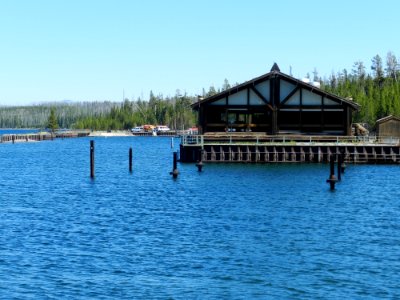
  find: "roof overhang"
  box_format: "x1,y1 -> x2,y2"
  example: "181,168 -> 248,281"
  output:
192,67 -> 361,111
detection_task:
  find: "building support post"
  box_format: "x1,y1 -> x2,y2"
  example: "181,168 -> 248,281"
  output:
271,108 -> 278,135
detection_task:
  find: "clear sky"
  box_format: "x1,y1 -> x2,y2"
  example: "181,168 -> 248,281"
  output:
0,0 -> 399,105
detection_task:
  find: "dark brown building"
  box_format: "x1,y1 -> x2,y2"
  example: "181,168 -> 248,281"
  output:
192,63 -> 360,135
376,115 -> 400,137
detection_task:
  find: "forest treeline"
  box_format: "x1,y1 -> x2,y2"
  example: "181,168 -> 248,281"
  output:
0,101 -> 116,129
73,91 -> 197,130
322,51 -> 400,127
0,51 -> 399,130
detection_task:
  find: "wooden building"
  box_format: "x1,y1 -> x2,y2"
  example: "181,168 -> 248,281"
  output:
376,115 -> 400,137
192,63 -> 360,136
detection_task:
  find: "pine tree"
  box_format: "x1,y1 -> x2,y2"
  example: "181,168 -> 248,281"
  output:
221,78 -> 231,91
47,108 -> 59,133
371,54 -> 384,80
385,51 -> 398,81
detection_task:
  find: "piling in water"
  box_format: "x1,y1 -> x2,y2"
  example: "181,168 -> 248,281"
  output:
170,151 -> 179,178
340,152 -> 346,173
90,140 -> 95,179
326,154 -> 337,190
337,153 -> 342,181
195,149 -> 204,172
129,147 -> 133,173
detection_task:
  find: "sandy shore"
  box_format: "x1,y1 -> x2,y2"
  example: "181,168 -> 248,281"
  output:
88,130 -> 133,137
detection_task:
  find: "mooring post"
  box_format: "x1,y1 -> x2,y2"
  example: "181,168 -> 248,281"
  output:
196,148 -> 204,172
90,140 -> 95,179
170,151 -> 179,178
12,135 -> 15,144
326,154 -> 337,190
129,147 -> 133,173
171,137 -> 174,149
337,153 -> 341,181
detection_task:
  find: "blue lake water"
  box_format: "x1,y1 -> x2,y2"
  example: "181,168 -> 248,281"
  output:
0,136 -> 400,299
0,129 -> 39,135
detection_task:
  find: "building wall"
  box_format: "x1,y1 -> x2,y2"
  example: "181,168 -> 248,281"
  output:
197,74 -> 356,135
377,119 -> 400,137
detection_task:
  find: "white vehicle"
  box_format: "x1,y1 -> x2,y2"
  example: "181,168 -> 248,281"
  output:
131,126 -> 143,133
155,125 -> 170,132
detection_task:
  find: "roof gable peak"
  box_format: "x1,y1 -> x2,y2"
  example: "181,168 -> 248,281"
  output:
270,63 -> 280,72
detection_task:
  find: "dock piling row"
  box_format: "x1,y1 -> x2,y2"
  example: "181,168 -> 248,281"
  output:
181,144 -> 400,164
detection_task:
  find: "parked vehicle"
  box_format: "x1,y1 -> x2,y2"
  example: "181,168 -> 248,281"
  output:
131,126 -> 143,133
155,125 -> 170,132
143,125 -> 155,132
186,127 -> 198,134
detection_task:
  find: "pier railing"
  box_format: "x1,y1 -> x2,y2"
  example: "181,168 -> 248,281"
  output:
181,134 -> 400,147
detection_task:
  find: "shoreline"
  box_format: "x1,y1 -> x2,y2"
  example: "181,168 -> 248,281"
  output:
88,130 -> 133,137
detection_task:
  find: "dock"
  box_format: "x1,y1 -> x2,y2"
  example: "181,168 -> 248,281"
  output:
131,130 -> 180,137
0,130 -> 90,143
179,133 -> 400,164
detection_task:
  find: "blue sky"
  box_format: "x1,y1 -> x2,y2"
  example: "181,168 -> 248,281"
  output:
0,0 -> 399,105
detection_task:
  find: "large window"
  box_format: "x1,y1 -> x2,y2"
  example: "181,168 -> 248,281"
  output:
207,109 -> 225,123
324,111 -> 343,126
252,112 -> 269,124
302,111 -> 322,127
279,111 -> 300,127
227,112 -> 247,125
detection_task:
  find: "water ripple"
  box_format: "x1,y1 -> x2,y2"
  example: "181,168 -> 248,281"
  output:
0,137 -> 400,298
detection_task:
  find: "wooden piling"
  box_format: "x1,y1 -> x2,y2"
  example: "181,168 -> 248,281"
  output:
170,151 -> 179,178
326,154 -> 338,190
90,140 -> 95,179
129,147 -> 133,172
337,154 -> 341,181
196,149 -> 203,172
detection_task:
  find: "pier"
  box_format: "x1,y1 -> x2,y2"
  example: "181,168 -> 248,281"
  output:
0,130 -> 90,143
131,130 -> 181,137
179,133 -> 400,164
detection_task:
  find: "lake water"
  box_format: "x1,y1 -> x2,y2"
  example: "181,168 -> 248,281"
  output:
0,129 -> 39,135
0,136 -> 399,299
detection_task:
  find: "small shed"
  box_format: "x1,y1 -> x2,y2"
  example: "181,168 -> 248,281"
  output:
376,115 -> 400,137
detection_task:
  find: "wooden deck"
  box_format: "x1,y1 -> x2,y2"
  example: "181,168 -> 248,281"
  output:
179,134 -> 400,164
0,130 -> 90,143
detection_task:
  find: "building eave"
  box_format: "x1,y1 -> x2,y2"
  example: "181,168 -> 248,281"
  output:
376,115 -> 400,124
192,68 -> 360,111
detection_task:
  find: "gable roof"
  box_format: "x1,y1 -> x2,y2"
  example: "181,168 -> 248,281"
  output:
192,64 -> 360,111
376,115 -> 400,124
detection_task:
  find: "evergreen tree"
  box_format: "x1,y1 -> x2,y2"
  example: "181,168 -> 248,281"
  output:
312,68 -> 319,82
206,85 -> 217,97
47,108 -> 59,133
385,51 -> 398,81
352,61 -> 366,80
371,54 -> 384,80
221,78 -> 231,91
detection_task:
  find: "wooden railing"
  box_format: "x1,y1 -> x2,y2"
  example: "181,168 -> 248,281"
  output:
181,134 -> 400,147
